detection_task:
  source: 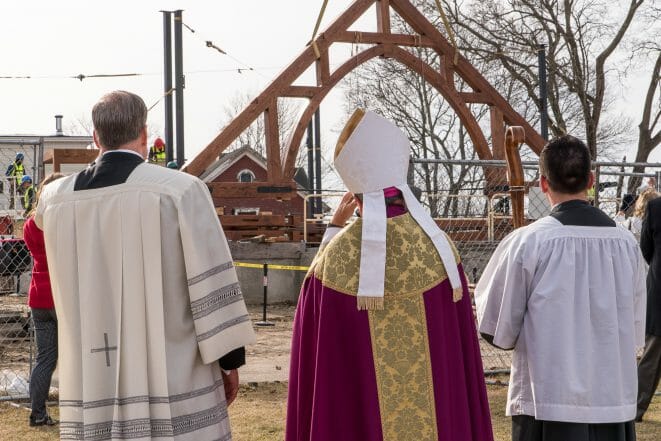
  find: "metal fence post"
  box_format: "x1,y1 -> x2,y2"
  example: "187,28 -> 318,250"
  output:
255,264 -> 274,327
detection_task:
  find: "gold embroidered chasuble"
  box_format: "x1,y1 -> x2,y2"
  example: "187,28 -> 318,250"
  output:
307,213 -> 461,441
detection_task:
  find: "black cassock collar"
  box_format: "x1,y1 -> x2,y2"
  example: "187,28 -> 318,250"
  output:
74,151 -> 145,191
549,198 -> 615,227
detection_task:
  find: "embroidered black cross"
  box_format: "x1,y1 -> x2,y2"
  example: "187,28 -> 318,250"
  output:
91,333 -> 117,367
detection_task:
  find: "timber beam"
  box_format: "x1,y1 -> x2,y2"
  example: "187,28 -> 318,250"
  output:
184,0 -> 545,194
207,182 -> 297,199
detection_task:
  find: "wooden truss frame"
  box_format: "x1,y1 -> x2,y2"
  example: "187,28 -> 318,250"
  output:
43,149 -> 100,173
183,0 -> 545,196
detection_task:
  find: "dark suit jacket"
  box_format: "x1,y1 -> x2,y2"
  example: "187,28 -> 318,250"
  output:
640,198 -> 661,336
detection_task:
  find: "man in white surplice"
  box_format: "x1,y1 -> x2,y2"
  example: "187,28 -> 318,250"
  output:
475,135 -> 646,441
35,91 -> 256,441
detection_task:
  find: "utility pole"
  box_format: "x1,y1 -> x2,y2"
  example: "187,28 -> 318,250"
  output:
161,11 -> 174,163
173,10 -> 186,167
306,121 -> 315,219
314,109 -> 322,215
537,44 -> 549,141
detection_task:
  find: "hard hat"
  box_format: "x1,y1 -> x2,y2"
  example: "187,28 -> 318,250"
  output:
166,161 -> 179,169
21,175 -> 32,184
15,153 -> 24,160
154,137 -> 165,148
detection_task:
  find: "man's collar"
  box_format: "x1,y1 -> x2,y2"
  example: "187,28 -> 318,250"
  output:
551,199 -> 590,213
102,149 -> 145,160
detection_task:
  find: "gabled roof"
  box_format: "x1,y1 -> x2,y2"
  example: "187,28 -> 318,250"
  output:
200,145 -> 311,193
200,145 -> 267,182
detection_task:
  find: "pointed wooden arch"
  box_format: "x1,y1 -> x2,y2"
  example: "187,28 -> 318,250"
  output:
184,0 -> 545,193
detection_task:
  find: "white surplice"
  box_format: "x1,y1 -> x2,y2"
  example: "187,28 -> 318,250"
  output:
475,216 -> 646,424
35,164 -> 256,440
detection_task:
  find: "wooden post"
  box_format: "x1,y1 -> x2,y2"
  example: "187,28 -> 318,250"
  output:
505,126 -> 526,229
490,107 -> 505,160
377,0 -> 391,34
264,102 -> 283,182
316,51 -> 330,86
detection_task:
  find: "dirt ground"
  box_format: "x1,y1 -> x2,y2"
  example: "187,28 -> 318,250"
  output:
240,303 -> 512,383
241,304 -> 296,384
1,303 -> 659,440
2,384 -> 659,441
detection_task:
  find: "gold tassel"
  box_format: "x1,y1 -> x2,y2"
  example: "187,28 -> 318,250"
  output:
452,287 -> 463,303
357,296 -> 385,311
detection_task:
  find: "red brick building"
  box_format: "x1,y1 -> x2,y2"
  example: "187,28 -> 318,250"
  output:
201,146 -> 308,217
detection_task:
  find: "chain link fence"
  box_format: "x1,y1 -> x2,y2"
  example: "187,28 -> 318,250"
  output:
0,144 -> 39,400
1,155 -> 659,395
409,158 -> 661,373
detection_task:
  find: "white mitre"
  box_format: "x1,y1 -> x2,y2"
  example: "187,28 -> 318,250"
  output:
334,109 -> 463,310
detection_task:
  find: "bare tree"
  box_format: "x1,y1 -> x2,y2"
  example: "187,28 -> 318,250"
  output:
220,92 -> 302,160
65,115 -> 163,143
64,116 -> 94,137
343,47 -> 490,217
627,49 -> 661,192
437,0 -> 645,159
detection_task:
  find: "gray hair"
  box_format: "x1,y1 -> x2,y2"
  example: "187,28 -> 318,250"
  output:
92,91 -> 147,149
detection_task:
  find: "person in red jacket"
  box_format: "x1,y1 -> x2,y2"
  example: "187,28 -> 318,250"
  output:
23,172 -> 64,427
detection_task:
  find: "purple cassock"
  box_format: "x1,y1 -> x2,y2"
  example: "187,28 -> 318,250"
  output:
286,208 -> 494,441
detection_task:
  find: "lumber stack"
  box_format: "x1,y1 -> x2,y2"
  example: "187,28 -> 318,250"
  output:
219,214 -> 309,242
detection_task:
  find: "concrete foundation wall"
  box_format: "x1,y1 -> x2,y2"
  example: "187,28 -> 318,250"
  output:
230,241 -> 500,305
230,242 -> 317,305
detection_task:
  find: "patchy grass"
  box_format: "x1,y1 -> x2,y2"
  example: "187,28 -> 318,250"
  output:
0,401 -> 59,441
230,382 -> 288,441
637,396 -> 661,440
1,385 -> 659,440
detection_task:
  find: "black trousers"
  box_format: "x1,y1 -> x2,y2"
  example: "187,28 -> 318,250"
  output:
512,416 -> 636,441
637,334 -> 661,420
29,308 -> 58,421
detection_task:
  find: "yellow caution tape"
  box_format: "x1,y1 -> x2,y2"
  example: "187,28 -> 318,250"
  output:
234,262 -> 310,271
233,262 -> 264,269
268,264 -> 310,271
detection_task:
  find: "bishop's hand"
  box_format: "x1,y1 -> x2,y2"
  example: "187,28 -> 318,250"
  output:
330,192 -> 358,227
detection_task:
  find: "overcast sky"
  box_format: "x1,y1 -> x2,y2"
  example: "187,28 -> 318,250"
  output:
1,0 -> 370,168
1,0 -> 656,168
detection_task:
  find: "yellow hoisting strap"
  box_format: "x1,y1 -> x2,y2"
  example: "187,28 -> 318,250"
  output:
433,0 -> 460,65
309,0 -> 330,59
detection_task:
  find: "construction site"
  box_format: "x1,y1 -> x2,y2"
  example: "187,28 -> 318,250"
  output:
1,0 -> 661,439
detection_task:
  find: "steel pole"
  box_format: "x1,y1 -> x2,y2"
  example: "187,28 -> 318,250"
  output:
162,11 -> 174,163
306,121 -> 315,219
174,10 -> 185,167
314,109 -> 322,215
537,44 -> 549,141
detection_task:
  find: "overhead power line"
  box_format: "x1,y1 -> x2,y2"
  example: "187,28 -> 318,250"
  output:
180,20 -> 267,78
0,66 -> 289,81
73,73 -> 140,81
